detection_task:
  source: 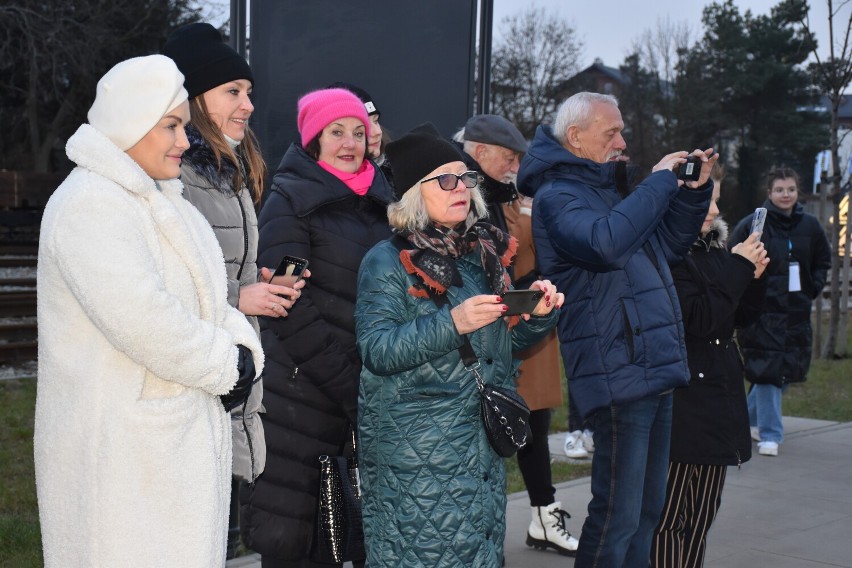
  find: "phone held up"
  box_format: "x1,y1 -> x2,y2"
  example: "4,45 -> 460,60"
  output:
750,207 -> 767,237
501,289 -> 545,317
271,255 -> 309,283
676,155 -> 702,182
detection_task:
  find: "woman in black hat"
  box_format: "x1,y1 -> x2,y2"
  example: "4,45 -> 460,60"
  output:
353,123 -> 563,567
162,23 -> 305,486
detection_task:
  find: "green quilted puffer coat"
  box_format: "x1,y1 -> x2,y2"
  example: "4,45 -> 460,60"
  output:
354,240 -> 557,567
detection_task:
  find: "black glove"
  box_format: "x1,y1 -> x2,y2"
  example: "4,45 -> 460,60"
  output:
220,345 -> 257,412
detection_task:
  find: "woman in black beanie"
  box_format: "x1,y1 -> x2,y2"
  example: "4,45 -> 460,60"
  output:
162,23 -> 305,487
354,123 -> 562,567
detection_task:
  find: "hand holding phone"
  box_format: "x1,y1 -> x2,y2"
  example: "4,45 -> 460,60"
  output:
270,255 -> 309,283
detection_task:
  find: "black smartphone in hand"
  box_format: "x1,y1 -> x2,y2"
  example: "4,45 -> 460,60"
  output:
502,289 -> 545,316
271,255 -> 309,282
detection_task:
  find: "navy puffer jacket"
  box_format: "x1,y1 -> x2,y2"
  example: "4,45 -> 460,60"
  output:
517,125 -> 712,419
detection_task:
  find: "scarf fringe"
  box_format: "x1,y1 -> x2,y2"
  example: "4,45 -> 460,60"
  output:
400,250 -> 447,295
501,236 -> 519,268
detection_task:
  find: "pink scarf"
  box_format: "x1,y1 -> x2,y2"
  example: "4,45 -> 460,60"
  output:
318,159 -> 375,196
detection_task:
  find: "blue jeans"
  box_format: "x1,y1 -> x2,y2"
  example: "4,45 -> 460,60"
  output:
748,383 -> 787,444
575,393 -> 673,568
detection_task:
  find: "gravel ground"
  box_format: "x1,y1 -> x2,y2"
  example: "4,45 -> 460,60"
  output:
0,359 -> 37,380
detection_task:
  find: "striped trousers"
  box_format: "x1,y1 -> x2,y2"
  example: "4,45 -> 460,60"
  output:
649,462 -> 727,568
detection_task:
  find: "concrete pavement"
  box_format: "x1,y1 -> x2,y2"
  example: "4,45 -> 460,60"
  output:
229,416 -> 852,567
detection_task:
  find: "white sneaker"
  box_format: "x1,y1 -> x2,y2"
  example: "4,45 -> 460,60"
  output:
581,429 -> 595,453
526,501 -> 579,556
750,427 -> 760,442
563,431 -> 589,459
758,441 -> 779,456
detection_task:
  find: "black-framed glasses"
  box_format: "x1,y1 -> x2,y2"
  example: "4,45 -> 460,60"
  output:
421,170 -> 480,191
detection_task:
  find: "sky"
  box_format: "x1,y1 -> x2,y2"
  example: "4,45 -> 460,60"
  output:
203,0 -> 847,71
490,0 -> 842,69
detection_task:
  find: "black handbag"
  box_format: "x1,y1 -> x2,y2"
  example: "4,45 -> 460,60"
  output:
461,339 -> 532,458
311,429 -> 366,564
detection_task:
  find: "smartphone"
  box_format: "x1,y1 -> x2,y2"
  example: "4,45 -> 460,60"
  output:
502,289 -> 545,316
271,255 -> 309,282
750,207 -> 768,236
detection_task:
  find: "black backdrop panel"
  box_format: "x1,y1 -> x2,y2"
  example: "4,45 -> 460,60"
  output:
250,0 -> 477,171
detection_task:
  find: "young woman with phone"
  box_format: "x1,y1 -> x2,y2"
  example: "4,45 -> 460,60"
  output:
242,87 -> 394,567
650,166 -> 769,567
729,167 -> 831,457
354,124 -> 562,567
163,23 -> 305,490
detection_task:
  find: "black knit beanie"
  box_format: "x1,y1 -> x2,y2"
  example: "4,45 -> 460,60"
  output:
162,23 -> 254,99
326,81 -> 380,117
385,123 -> 466,198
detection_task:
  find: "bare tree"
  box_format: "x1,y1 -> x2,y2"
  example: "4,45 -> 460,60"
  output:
0,0 -> 200,173
798,0 -> 852,357
489,6 -> 584,138
631,16 -> 692,88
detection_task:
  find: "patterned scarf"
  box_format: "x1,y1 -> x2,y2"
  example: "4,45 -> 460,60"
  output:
396,219 -> 517,299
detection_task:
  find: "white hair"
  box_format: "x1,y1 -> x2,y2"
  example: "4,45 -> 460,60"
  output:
387,180 -> 489,231
552,92 -> 619,145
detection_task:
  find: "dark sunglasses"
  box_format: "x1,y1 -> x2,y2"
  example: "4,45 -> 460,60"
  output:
421,170 -> 480,191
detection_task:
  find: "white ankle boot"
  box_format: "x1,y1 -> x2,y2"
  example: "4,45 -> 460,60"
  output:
526,501 -> 579,556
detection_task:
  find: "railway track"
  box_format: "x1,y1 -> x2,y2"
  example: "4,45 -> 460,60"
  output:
1,241 -> 38,367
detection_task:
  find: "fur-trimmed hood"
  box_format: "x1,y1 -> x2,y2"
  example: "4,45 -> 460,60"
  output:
693,216 -> 729,251
182,124 -> 239,194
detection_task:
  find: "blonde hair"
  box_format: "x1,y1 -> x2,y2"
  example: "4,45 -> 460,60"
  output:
387,181 -> 489,231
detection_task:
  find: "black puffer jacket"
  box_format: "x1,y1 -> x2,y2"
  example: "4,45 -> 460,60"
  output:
669,219 -> 765,465
729,201 -> 831,386
239,143 -> 393,560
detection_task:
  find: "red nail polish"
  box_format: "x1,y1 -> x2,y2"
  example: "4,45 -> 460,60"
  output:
496,297 -> 502,302
502,305 -> 508,312
546,295 -> 551,301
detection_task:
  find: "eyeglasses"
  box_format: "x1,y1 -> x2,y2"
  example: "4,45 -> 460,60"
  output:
771,187 -> 798,195
421,170 -> 480,191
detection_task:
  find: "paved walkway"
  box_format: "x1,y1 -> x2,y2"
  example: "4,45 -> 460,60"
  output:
229,416 -> 852,567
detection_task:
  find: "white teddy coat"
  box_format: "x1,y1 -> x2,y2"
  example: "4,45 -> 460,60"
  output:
33,124 -> 264,568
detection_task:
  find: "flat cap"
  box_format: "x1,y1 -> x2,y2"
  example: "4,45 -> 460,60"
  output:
464,114 -> 527,154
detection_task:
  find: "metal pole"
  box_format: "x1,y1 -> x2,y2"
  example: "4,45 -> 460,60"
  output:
477,0 -> 494,115
230,0 -> 247,58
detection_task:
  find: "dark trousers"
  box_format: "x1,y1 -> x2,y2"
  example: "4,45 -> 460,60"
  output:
650,462 -> 728,568
516,408 -> 556,507
567,387 -> 584,433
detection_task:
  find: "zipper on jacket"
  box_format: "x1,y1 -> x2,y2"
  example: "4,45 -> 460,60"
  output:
620,299 -> 635,360
736,449 -> 742,469
241,398 -> 257,483
235,189 -> 249,281
290,366 -> 299,381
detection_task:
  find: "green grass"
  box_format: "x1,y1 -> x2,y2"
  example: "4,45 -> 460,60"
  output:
4,321 -> 850,561
0,379 -> 41,568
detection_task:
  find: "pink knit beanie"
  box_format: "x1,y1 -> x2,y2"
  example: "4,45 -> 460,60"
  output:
297,88 -> 370,147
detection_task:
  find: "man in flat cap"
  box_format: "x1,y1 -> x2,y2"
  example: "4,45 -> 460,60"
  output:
454,114 -> 527,235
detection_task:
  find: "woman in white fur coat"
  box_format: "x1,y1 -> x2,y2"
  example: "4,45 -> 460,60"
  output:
34,55 -> 264,568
